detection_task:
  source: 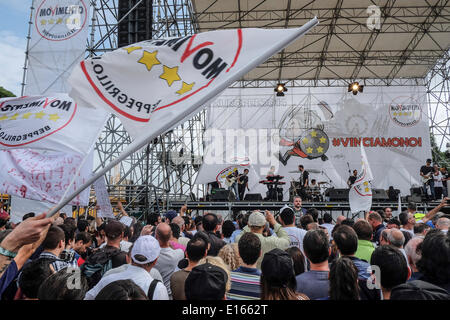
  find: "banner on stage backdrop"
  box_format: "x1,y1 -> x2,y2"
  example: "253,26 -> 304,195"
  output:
68,18 -> 319,140
195,86 -> 432,196
0,149 -> 92,206
93,176 -> 114,219
25,0 -> 91,95
0,94 -> 108,155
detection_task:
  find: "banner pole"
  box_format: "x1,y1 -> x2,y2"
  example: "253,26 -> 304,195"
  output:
46,17 -> 319,217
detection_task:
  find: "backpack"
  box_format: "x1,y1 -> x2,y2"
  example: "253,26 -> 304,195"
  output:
81,247 -> 122,289
147,279 -> 161,300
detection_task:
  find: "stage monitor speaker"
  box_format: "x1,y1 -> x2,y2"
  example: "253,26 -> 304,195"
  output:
211,190 -> 231,201
326,188 -> 349,201
372,189 -> 389,201
244,193 -> 263,201
407,194 -> 422,203
410,187 -> 424,196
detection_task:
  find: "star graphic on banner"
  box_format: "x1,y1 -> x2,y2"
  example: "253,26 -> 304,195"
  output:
41,20 -> 46,25
48,114 -> 60,122
0,114 -> 8,121
363,181 -> 369,186
35,111 -> 46,119
176,82 -> 195,95
302,137 -> 309,144
393,112 -> 397,116
138,51 -> 160,71
65,18 -> 71,24
9,114 -> 19,120
365,187 -> 370,192
306,147 -> 313,154
56,18 -> 63,24
48,19 -> 55,24
22,113 -> 33,119
310,130 -> 317,137
160,65 -> 181,87
319,137 -> 326,144
124,46 -> 142,54
317,146 -> 324,153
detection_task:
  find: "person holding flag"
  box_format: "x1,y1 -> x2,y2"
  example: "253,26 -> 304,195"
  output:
349,145 -> 374,216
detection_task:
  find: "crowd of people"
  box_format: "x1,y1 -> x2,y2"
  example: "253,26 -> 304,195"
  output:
0,196 -> 449,300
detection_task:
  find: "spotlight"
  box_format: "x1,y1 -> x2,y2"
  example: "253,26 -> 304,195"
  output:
274,83 -> 287,96
348,81 -> 364,95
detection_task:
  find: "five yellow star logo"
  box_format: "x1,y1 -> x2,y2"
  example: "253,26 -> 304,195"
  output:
124,46 -> 142,54
317,146 -> 324,153
160,65 -> 181,87
34,111 -> 46,119
138,51 -> 160,71
310,130 -> 317,137
176,82 -> 195,95
48,114 -> 60,122
302,137 -> 309,144
306,147 -> 313,154
319,137 -> 326,144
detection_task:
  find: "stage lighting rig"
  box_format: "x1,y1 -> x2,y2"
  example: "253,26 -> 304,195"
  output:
275,83 -> 287,96
348,81 -> 364,95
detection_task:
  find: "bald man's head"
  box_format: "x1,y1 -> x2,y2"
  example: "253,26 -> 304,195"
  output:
336,216 -> 346,224
156,223 -> 172,244
388,228 -> 405,248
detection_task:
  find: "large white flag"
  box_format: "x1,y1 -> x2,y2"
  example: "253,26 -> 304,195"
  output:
68,19 -> 319,139
0,94 -> 108,155
0,149 -> 92,206
349,145 -> 373,213
25,0 -> 91,95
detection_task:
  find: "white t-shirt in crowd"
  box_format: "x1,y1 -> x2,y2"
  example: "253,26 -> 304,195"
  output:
100,240 -> 133,253
84,264 -> 169,300
154,247 -> 185,299
400,228 -> 414,238
434,172 -> 444,188
320,223 -> 335,239
283,226 -> 307,253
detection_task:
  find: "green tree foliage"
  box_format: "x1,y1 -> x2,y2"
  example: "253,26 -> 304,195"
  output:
0,87 -> 16,98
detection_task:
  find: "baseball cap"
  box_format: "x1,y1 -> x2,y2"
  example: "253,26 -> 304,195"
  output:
131,235 -> 160,264
184,262 -> 228,300
248,211 -> 266,227
261,248 -> 296,288
164,210 -> 178,222
426,158 -> 432,163
104,220 -> 125,239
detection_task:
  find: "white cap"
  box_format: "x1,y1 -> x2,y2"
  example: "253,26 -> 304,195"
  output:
131,235 -> 160,264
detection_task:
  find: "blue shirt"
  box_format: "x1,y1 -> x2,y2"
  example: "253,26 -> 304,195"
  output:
230,229 -> 243,243
296,270 -> 330,300
0,260 -> 18,298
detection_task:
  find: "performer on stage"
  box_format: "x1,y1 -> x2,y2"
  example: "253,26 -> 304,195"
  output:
237,169 -> 250,200
297,165 -> 309,199
420,159 -> 435,201
226,170 -> 240,201
347,170 -> 358,188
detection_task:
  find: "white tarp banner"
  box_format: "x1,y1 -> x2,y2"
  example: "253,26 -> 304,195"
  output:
196,86 -> 432,198
93,176 -> 114,218
0,94 -> 108,155
9,196 -> 73,224
68,19 -> 319,139
0,149 -> 92,206
349,145 -> 373,213
25,0 -> 91,95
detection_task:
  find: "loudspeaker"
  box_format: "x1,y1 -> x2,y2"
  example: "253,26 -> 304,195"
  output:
410,187 -> 424,196
244,193 -> 263,201
372,189 -> 389,201
211,190 -> 231,201
407,194 -> 422,203
325,188 -> 349,201
118,0 -> 153,48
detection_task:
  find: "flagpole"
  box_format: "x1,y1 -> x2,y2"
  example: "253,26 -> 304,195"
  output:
45,17 -> 319,217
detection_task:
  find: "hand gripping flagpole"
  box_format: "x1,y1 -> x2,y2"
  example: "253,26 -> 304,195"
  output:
45,17 -> 319,217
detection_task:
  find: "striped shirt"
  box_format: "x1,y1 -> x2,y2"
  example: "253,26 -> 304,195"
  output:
226,266 -> 261,300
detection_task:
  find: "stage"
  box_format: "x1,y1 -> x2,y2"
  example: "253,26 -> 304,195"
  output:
169,199 -> 445,219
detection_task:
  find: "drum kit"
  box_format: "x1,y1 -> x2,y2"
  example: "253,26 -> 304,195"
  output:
288,169 -> 331,201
